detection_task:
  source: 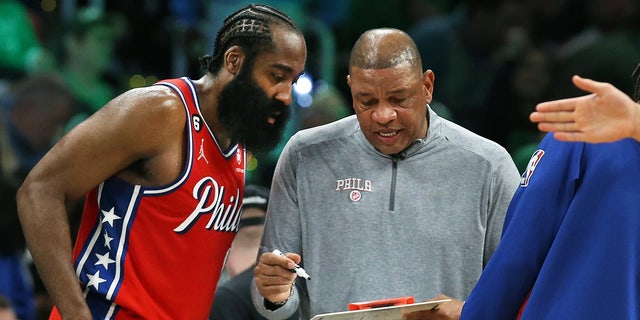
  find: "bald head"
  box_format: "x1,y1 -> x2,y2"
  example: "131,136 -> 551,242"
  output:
349,28 -> 422,71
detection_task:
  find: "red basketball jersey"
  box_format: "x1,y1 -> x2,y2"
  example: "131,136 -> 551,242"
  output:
52,78 -> 245,319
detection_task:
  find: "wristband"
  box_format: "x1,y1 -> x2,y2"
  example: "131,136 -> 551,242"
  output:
264,297 -> 288,310
263,284 -> 294,311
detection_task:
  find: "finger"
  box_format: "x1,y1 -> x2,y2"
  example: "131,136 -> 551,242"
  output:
259,251 -> 298,270
535,98 -> 576,113
537,122 -> 578,133
256,262 -> 297,280
553,131 -> 587,142
572,75 -> 607,95
530,111 -> 575,124
254,279 -> 292,295
254,269 -> 296,293
279,251 -> 302,266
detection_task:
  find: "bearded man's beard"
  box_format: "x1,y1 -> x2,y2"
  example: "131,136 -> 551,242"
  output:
217,66 -> 291,155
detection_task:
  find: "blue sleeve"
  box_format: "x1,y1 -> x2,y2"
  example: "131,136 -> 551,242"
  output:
0,255 -> 35,320
461,134 -> 584,319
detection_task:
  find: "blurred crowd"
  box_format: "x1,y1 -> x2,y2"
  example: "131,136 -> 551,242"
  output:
1,0 -> 639,319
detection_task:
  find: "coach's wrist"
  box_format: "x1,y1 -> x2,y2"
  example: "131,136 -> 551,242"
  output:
263,284 -> 294,311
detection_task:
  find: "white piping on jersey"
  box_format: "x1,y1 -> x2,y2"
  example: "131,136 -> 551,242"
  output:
76,183 -> 106,277
184,76 -> 238,158
105,305 -> 116,319
143,79 -> 195,195
105,185 -> 139,299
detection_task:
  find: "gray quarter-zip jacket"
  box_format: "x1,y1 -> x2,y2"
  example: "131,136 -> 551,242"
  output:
252,107 -> 521,320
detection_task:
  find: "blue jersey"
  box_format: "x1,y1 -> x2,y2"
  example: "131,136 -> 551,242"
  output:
462,133 -> 640,319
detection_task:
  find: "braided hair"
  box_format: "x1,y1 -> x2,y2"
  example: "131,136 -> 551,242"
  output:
200,4 -> 301,74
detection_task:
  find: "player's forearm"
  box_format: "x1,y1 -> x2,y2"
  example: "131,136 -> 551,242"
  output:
17,181 -> 91,319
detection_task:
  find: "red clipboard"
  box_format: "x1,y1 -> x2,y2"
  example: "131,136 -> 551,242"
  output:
348,296 -> 415,310
310,298 -> 451,320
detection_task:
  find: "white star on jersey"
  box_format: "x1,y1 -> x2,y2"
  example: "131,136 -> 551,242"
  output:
103,231 -> 113,249
95,252 -> 115,269
101,207 -> 121,227
86,270 -> 107,290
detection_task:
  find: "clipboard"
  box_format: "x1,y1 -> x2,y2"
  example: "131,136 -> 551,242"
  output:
310,298 -> 451,320
348,296 -> 415,310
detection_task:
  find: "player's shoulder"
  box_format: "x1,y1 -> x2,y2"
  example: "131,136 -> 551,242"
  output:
128,83 -> 181,104
108,84 -> 185,116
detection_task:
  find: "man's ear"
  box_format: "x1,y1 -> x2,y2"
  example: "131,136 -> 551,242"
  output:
423,69 -> 435,102
346,74 -> 351,88
224,46 -> 244,75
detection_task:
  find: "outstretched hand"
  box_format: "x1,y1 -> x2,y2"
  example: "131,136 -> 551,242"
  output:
530,75 -> 640,143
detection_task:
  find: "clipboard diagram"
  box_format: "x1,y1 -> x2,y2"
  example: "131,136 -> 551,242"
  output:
310,298 -> 451,320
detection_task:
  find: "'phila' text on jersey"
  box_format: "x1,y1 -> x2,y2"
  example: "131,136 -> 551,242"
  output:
174,177 -> 242,233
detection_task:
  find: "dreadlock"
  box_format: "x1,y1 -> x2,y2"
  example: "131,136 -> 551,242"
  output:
199,4 -> 300,74
632,62 -> 640,102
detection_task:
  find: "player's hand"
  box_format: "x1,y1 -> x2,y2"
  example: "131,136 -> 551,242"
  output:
402,295 -> 463,320
254,251 -> 300,303
530,75 -> 640,143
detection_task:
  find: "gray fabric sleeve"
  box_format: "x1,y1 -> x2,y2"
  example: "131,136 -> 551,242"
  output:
251,136 -> 303,319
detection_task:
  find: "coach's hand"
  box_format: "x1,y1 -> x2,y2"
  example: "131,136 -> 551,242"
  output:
403,294 -> 463,320
254,251 -> 300,304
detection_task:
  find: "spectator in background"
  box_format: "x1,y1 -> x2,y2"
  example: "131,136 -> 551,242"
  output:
294,83 -> 351,131
210,185 -> 299,320
0,73 -> 75,182
550,0 -> 640,99
485,42 -> 553,172
0,0 -> 55,79
0,73 -> 75,320
57,7 -> 126,130
408,0 -> 528,136
523,0 -> 584,53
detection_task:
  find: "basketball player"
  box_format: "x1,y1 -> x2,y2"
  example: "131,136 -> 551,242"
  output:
461,70 -> 640,318
16,4 -> 306,319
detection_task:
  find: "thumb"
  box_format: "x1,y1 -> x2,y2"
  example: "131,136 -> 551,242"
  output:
572,75 -> 604,95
